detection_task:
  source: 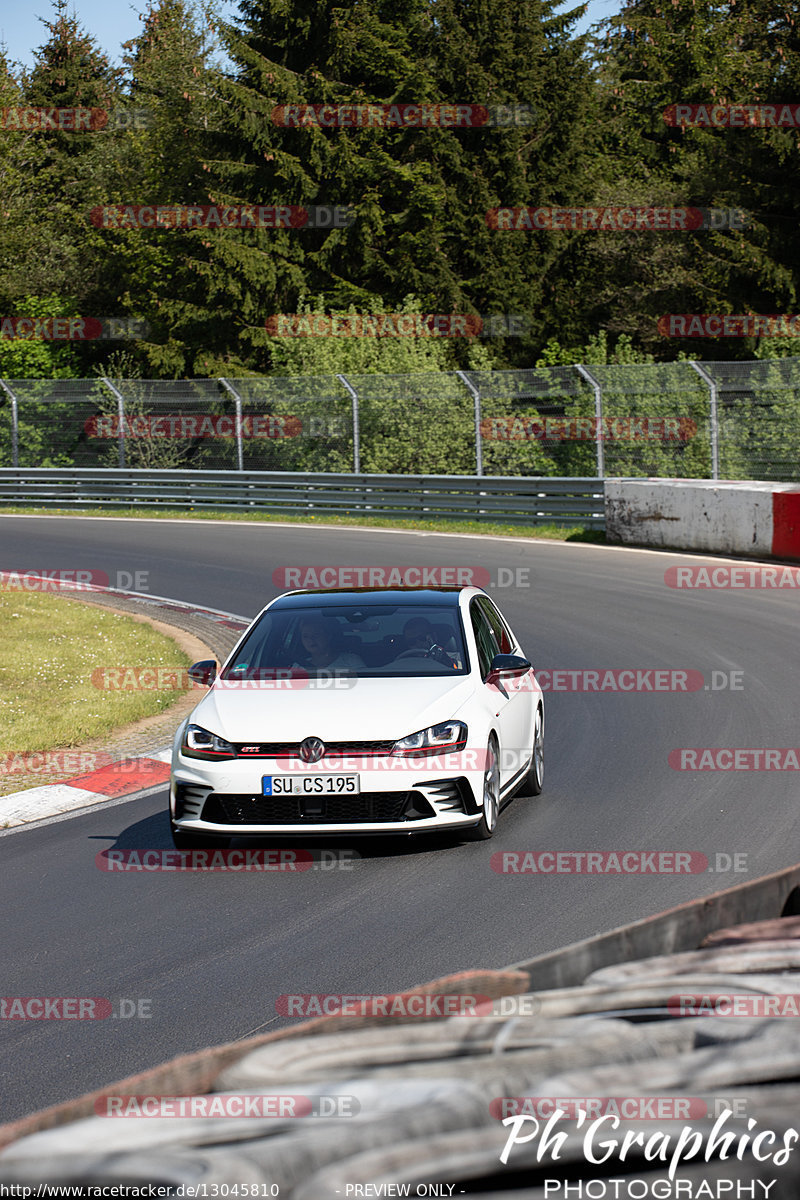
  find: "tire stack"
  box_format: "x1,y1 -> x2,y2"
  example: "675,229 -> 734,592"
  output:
2,922 -> 800,1195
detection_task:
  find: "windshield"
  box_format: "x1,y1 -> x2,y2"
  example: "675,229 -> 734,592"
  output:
221,604 -> 469,679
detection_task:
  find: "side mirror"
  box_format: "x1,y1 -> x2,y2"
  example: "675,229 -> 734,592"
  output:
485,653 -> 532,687
188,659 -> 217,687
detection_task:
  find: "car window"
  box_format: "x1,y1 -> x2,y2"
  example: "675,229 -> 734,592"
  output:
221,605 -> 469,677
470,601 -> 501,678
477,597 -> 514,654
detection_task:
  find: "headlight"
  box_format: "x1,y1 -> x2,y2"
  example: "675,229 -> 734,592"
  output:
392,721 -> 467,757
182,723 -> 236,760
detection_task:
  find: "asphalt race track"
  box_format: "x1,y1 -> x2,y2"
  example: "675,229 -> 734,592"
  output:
1,514 -> 798,1123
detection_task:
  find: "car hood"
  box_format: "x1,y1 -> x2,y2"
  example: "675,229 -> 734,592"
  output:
189,674 -> 475,743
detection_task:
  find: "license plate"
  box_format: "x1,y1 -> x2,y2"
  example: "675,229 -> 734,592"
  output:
263,775 -> 360,796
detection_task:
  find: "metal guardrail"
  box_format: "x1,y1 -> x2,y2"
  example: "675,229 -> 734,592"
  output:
0,469 -> 606,527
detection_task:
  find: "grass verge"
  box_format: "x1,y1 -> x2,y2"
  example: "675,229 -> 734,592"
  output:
0,590 -> 191,766
0,506 -> 605,542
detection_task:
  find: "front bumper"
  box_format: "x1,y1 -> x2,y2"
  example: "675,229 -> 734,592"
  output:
170,754 -> 484,836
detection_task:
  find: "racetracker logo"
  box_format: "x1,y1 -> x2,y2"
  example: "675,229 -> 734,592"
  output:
84,414 -> 302,439
491,851 -> 709,874
534,669 -> 742,692
665,564 -> 800,588
89,204 -> 354,229
276,993 -> 493,1018
487,207 -> 747,231
264,313 -> 529,337
659,314 -> 800,337
664,103 -> 800,127
535,669 -> 705,692
669,994 -> 800,1017
95,1094 -> 359,1117
272,565 -> 491,588
96,849 -> 317,871
0,569 -> 148,591
92,666 -> 356,691
0,317 -> 148,340
271,103 -> 535,128
480,416 -> 697,442
670,748 -> 800,770
0,752 -> 165,778
1,997 -> 111,1019
0,106 -> 151,131
490,1097 -> 709,1120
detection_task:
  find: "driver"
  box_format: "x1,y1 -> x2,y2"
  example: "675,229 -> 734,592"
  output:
294,618 -> 365,672
397,618 -> 454,667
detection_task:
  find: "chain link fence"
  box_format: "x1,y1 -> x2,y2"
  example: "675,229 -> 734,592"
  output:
1,360 -> 798,477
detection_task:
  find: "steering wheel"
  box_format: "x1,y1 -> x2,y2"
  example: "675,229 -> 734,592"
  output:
395,644 -> 452,666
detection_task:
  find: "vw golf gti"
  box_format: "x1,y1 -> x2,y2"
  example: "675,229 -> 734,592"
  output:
169,586 -> 544,844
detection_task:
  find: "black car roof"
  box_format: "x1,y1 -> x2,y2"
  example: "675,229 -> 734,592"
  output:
271,588 -> 465,609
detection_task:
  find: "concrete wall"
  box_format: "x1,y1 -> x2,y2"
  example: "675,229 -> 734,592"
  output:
605,479 -> 800,559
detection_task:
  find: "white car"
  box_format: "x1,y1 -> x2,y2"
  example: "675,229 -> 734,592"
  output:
169,586 -> 544,845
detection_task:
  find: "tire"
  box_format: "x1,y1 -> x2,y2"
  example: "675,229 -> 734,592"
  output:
171,824 -> 231,850
520,705 -> 544,796
465,737 -> 500,841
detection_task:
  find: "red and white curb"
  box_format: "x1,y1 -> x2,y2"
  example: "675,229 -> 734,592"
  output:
1,750 -> 173,828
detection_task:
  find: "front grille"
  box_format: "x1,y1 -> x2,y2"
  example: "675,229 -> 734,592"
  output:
201,791 -> 435,824
233,740 -> 396,760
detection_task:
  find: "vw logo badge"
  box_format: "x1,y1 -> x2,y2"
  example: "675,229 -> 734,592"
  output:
300,736 -> 325,764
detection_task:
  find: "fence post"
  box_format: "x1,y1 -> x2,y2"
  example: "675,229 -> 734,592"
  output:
337,374 -> 360,473
456,370 -> 483,477
101,377 -> 126,468
219,378 -> 244,471
690,361 -> 719,480
0,380 -> 19,467
574,365 -> 604,478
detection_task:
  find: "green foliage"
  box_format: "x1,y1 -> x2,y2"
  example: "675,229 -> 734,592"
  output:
0,0 -> 799,478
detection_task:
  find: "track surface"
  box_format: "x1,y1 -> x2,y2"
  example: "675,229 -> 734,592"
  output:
1,516 -> 798,1122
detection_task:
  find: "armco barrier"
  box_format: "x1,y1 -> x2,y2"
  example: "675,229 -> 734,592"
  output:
0,469 -> 605,528
605,477 -> 800,557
